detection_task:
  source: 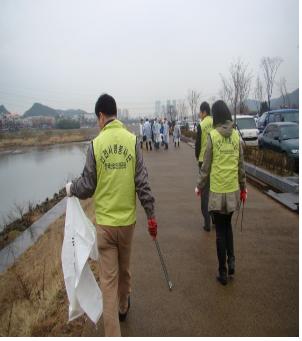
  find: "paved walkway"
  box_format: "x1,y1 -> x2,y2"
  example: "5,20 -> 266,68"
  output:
84,141 -> 298,337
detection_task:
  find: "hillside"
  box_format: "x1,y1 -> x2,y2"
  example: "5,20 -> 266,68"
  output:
246,88 -> 299,111
0,105 -> 10,115
22,103 -> 93,118
23,103 -> 59,118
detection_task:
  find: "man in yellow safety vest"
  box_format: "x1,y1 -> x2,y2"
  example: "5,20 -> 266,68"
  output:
66,94 -> 157,336
195,102 -> 213,231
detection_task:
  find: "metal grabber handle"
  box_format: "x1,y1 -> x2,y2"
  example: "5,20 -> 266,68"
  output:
154,239 -> 173,291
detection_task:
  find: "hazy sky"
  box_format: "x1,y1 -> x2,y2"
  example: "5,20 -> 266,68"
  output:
0,0 -> 299,116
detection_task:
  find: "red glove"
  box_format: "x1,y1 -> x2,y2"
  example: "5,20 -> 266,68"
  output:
240,189 -> 247,204
148,218 -> 158,240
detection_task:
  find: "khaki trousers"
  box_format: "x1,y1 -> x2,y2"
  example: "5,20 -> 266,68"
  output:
97,224 -> 135,337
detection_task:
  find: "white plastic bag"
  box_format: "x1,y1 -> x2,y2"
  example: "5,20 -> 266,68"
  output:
61,197 -> 103,324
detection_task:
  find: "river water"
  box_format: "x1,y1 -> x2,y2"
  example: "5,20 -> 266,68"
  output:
0,142 -> 89,230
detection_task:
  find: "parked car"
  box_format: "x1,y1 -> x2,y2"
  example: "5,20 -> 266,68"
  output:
234,115 -> 259,146
187,121 -> 197,132
257,109 -> 299,132
258,122 -> 299,165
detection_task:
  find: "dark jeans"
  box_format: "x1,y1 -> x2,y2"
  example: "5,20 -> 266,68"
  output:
198,162 -> 210,229
212,212 -> 235,275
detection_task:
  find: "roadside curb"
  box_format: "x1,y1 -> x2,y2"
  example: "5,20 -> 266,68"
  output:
0,197 -> 67,273
244,162 -> 299,194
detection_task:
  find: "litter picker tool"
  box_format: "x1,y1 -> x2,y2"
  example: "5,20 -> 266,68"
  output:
235,200 -> 245,232
240,202 -> 245,232
235,200 -> 242,228
154,239 -> 173,291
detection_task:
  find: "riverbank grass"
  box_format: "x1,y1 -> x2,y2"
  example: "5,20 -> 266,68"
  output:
0,127 -> 98,150
0,199 -> 98,336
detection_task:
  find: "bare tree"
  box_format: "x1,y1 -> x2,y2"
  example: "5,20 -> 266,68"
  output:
220,58 -> 252,123
187,90 -> 200,122
220,76 -> 234,105
254,76 -> 264,113
167,105 -> 177,122
278,77 -> 290,108
261,56 -> 283,110
176,99 -> 187,122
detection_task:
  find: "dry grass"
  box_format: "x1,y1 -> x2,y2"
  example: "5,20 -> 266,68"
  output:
243,146 -> 297,176
0,198 -> 99,337
0,128 -> 98,150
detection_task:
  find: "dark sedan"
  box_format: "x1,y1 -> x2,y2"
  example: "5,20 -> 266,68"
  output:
258,122 -> 299,162
257,109 -> 299,132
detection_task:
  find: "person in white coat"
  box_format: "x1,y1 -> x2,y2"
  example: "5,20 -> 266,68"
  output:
138,118 -> 143,149
143,118 -> 153,151
173,122 -> 181,148
163,118 -> 170,150
152,118 -> 161,150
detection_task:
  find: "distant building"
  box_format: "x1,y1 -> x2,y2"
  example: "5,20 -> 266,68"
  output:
155,101 -> 161,115
29,116 -> 55,129
166,100 -> 171,111
172,100 -> 177,110
117,108 -> 129,121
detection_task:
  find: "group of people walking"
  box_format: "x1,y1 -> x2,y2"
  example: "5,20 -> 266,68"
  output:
66,93 -> 247,336
139,118 -> 181,151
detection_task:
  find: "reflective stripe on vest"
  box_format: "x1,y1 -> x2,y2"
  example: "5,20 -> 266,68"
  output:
210,128 -> 240,193
93,120 -> 136,226
199,115 -> 213,162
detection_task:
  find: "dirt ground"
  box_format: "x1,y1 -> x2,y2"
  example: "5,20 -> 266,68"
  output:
0,141 -> 298,337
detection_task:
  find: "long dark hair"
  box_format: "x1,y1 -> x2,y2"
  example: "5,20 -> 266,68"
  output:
212,100 -> 232,127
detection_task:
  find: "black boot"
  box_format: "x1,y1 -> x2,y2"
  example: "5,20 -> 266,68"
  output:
216,271 -> 228,285
228,257 -> 235,276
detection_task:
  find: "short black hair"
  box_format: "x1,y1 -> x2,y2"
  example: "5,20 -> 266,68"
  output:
212,100 -> 232,127
200,101 -> 210,115
95,94 -> 117,118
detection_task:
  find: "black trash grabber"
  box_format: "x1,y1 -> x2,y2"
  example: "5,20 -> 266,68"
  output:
240,202 -> 245,232
235,200 -> 242,229
235,200 -> 245,232
154,239 -> 173,291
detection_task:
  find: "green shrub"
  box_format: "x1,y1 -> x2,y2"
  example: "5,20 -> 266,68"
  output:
55,119 -> 80,129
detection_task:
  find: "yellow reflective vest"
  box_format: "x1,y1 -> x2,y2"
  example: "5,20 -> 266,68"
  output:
199,115 -> 213,162
93,119 -> 136,226
210,128 -> 240,193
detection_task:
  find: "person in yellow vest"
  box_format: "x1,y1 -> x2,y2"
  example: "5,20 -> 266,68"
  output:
195,100 -> 247,285
65,94 -> 157,336
195,102 -> 213,231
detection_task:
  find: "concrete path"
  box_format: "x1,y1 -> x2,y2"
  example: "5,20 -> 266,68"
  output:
83,141 -> 298,337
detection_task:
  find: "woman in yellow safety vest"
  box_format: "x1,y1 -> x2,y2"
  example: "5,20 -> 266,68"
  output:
195,100 -> 247,285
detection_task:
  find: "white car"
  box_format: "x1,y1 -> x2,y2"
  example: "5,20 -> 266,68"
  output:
233,115 -> 259,147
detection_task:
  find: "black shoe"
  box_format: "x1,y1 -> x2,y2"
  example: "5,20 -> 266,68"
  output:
203,226 -> 210,232
216,273 -> 227,286
228,260 -> 235,276
119,296 -> 130,322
